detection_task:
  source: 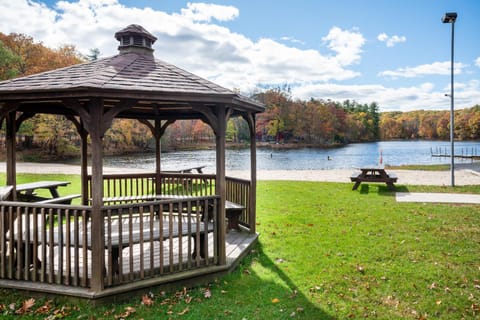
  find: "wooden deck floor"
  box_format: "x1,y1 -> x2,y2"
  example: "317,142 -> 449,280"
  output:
37,229 -> 258,289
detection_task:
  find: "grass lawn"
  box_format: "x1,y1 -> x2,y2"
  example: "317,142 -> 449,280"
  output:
0,174 -> 479,319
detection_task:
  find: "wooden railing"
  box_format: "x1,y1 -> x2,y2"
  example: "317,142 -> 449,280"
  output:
101,196 -> 219,287
0,172 -> 253,293
87,173 -> 253,230
87,173 -> 216,202
0,196 -> 219,289
226,177 -> 252,228
0,202 -> 92,287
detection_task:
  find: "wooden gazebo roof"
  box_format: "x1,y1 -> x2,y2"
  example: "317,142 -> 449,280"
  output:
0,28 -> 263,121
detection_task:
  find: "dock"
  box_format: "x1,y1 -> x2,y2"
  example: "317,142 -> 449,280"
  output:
430,146 -> 480,160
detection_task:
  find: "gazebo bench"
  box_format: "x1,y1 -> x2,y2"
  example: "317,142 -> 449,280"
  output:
8,211 -> 214,275
0,185 -> 13,201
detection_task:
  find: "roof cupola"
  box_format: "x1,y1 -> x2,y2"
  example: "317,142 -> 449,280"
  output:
114,24 -> 157,55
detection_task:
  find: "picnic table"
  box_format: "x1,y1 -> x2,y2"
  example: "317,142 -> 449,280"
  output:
350,168 -> 397,190
165,166 -> 206,174
15,181 -> 80,204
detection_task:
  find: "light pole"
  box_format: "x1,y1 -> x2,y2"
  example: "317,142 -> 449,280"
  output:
442,12 -> 457,187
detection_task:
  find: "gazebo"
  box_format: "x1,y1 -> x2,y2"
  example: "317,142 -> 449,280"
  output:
0,25 -> 264,299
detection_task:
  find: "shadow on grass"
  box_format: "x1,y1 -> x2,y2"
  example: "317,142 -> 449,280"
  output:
357,184 -> 409,196
239,242 -> 335,319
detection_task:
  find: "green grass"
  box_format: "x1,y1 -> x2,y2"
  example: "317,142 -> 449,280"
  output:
0,175 -> 479,319
386,164 -> 451,171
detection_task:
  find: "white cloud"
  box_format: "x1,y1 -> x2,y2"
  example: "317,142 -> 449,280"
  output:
379,61 -> 466,78
0,0 -> 362,93
377,33 -> 388,42
475,57 -> 480,67
377,32 -> 406,47
322,26 -> 365,65
180,2 -> 239,22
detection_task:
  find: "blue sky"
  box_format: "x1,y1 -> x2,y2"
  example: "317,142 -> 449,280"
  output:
1,0 -> 479,112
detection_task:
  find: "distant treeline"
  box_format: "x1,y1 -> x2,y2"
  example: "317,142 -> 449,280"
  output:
1,32 -> 479,159
254,87 -> 480,144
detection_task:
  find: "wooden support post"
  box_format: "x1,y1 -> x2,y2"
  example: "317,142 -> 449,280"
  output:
154,119 -> 162,195
6,112 -> 16,200
80,129 -> 89,205
89,99 -> 105,292
248,113 -> 257,234
215,106 -> 226,265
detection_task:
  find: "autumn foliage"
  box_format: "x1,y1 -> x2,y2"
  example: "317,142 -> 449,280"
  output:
0,32 -> 479,159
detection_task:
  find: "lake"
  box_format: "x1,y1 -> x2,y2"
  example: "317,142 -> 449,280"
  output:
103,140 -> 480,172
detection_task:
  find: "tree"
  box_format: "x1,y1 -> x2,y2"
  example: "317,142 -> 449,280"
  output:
86,48 -> 100,61
0,40 -> 20,79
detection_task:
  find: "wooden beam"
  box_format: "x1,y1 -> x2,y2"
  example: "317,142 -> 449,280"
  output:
5,111 -> 17,199
192,104 -> 218,134
15,112 -> 35,132
88,98 -> 105,292
244,112 -> 257,234
215,106 -> 226,265
65,115 -> 89,204
102,99 -> 137,134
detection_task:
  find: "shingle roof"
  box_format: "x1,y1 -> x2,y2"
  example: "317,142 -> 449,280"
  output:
0,53 -> 234,95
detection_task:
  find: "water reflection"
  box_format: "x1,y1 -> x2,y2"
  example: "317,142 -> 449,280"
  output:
103,141 -> 479,172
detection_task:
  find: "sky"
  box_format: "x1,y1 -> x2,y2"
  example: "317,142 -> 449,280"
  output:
0,0 -> 479,112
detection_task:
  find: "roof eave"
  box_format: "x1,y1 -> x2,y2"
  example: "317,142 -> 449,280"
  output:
0,87 -> 265,113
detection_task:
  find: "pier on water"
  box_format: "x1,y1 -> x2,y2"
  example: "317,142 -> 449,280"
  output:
431,146 -> 480,161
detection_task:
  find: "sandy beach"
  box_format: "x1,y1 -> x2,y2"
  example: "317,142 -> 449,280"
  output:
2,162 -> 480,186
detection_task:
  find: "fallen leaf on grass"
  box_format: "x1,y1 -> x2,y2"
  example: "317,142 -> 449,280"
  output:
356,264 -> 365,274
272,298 -> 280,303
15,298 -> 35,315
35,300 -> 52,314
177,307 -> 189,315
142,294 -> 154,307
114,306 -> 136,319
204,288 -> 212,299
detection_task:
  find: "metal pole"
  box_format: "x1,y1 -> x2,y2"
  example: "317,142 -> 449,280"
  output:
450,21 -> 455,187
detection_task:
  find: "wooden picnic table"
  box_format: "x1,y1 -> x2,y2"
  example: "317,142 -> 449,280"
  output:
164,166 -> 206,174
350,168 -> 397,191
15,181 -> 80,203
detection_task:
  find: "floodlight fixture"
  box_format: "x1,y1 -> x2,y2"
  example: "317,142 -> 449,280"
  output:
442,12 -> 457,23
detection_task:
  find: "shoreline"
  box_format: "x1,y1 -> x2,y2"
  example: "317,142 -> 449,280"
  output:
1,162 -> 480,186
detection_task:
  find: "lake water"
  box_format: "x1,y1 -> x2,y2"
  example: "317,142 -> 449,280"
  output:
103,140 -> 480,172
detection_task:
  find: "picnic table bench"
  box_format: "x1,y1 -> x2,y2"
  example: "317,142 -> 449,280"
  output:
164,166 -> 206,174
350,168 -> 397,190
14,181 -> 80,204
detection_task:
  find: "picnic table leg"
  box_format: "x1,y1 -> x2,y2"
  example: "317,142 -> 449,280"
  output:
386,182 -> 396,191
192,234 -> 206,259
352,181 -> 361,190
